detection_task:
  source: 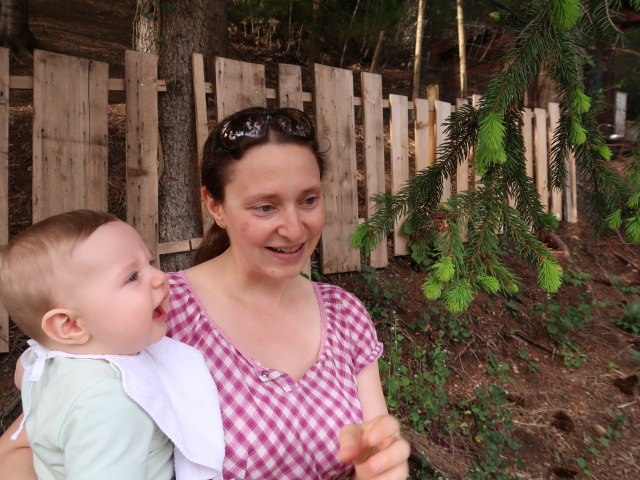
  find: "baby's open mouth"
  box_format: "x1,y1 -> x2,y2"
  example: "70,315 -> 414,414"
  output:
153,305 -> 165,319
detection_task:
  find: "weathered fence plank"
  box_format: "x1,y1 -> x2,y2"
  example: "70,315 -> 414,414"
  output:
32,50 -> 108,223
455,98 -> 469,196
0,48 -> 8,352
547,102 -> 562,219
435,100 -> 452,202
314,63 -> 360,273
565,150 -> 578,223
361,71 -> 387,268
215,57 -> 266,120
277,63 -> 311,276
614,91 -> 627,137
471,94 -> 482,188
390,94 -> 410,256
125,50 -> 159,259
278,64 -> 304,109
522,108 -> 534,180
534,108 -> 549,210
192,53 -> 212,235
414,98 -> 432,172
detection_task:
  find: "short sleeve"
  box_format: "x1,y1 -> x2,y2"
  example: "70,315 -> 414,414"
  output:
347,294 -> 384,374
322,284 -> 383,375
58,374 -> 172,480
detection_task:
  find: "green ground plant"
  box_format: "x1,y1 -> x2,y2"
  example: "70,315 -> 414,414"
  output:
611,300 -> 640,335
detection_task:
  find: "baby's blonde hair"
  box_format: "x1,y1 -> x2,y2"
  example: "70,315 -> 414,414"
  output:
0,210 -> 119,341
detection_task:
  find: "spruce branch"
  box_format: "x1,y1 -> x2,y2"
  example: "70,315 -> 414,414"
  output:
352,0 -> 639,313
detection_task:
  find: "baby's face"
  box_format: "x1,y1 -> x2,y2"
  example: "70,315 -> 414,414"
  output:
56,221 -> 169,354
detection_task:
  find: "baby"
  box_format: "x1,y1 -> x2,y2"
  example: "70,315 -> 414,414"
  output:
0,210 -> 224,480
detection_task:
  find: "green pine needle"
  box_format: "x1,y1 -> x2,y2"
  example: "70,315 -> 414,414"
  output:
475,113 -> 507,173
569,120 -> 587,145
537,258 -> 563,293
572,90 -> 591,114
422,276 -> 443,300
595,144 -> 613,161
477,275 -> 500,294
552,0 -> 581,29
625,213 -> 640,243
433,256 -> 455,282
632,0 -> 640,11
443,282 -> 474,313
606,208 -> 623,230
627,193 -> 640,209
540,212 -> 560,230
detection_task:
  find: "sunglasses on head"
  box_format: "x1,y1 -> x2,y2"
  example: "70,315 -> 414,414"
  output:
216,107 -> 316,151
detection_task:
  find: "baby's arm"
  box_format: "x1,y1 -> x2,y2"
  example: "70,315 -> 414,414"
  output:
14,353 -> 25,390
0,415 -> 36,480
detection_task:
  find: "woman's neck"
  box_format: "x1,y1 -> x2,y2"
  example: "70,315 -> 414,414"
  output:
204,250 -> 306,309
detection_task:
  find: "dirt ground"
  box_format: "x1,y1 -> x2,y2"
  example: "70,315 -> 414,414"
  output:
1,2 -> 639,479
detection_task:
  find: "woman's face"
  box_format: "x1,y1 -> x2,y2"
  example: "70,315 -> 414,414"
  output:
205,142 -> 325,280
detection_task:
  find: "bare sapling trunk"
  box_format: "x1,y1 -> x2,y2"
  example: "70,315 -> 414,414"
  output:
412,0 -> 425,101
456,0 -> 467,97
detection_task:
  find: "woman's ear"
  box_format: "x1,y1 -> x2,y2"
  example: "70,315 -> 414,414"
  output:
41,309 -> 91,346
201,187 -> 226,229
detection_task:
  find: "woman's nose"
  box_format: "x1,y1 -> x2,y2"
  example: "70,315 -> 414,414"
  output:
278,208 -> 303,239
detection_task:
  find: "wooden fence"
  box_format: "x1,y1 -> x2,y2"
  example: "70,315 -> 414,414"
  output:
0,48 -> 628,352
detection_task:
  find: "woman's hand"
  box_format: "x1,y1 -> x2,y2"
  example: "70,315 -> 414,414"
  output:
338,415 -> 410,480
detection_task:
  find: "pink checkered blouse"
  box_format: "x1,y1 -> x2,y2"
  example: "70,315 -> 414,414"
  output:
166,272 -> 383,480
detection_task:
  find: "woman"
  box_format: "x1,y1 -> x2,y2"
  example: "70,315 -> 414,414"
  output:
166,107 -> 409,479
0,107 -> 409,479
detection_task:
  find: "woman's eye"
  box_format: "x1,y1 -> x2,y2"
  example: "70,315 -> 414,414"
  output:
304,196 -> 319,206
257,205 -> 273,213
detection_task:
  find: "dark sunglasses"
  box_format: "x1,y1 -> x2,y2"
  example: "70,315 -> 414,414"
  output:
216,107 -> 315,151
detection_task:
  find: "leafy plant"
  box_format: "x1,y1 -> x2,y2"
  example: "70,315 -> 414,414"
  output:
609,276 -> 640,296
355,266 -> 406,322
611,301 -> 640,335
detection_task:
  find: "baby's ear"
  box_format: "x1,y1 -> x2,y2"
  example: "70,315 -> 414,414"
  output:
41,309 -> 91,346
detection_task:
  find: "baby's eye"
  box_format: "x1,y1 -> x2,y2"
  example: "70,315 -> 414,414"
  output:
126,272 -> 139,283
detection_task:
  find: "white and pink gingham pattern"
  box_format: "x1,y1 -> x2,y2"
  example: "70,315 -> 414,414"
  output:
166,272 -> 383,480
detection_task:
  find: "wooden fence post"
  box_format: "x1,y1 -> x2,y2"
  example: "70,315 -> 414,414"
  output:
361,71 -> 388,268
125,50 -> 159,260
414,98 -> 432,172
390,94 -> 410,256
0,48 -> 8,352
214,57 -> 266,120
534,107 -> 549,211
435,100 -> 453,203
192,53 -> 212,238
32,50 -> 109,223
277,63 -> 312,276
314,63 -> 360,274
547,102 -> 563,219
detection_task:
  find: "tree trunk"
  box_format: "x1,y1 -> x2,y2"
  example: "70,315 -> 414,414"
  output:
133,0 -> 158,54
0,0 -> 36,55
456,0 -> 467,97
150,0 -> 228,271
411,0 -> 425,101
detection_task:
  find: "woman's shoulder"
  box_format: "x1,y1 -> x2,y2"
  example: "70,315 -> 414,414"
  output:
313,282 -> 368,318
